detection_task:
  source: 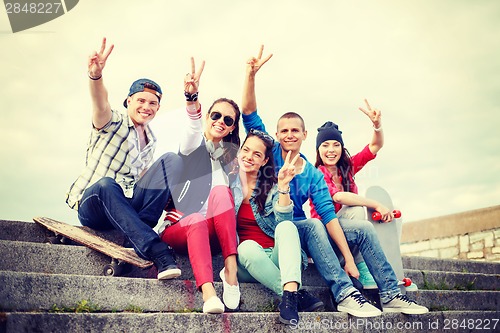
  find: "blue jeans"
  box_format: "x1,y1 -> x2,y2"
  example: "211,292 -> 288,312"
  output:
237,221 -> 302,296
337,206 -> 366,264
77,153 -> 182,260
293,219 -> 357,303
294,218 -> 401,304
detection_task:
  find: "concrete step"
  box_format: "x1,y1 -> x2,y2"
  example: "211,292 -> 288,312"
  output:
1,270 -> 499,313
3,240 -> 498,291
0,239 -> 194,280
2,311 -> 500,333
2,218 -> 500,332
0,270 -> 333,313
3,219 -> 499,275
0,219 -> 125,244
402,256 -> 500,275
404,269 -> 499,291
0,220 -> 47,243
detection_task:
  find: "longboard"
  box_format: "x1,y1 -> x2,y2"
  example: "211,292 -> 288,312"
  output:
33,217 -> 153,276
365,186 -> 413,292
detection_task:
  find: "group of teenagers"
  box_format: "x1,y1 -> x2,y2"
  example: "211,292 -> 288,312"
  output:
66,38 -> 428,325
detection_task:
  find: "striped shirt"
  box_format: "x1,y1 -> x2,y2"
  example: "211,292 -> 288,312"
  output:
66,110 -> 156,210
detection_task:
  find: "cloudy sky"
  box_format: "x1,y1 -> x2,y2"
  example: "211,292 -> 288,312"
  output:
1,0 -> 499,226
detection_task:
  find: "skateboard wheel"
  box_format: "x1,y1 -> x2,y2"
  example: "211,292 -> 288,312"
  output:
103,263 -> 123,277
393,210 -> 402,218
46,236 -> 61,244
402,277 -> 412,287
371,211 -> 382,221
46,234 -> 66,244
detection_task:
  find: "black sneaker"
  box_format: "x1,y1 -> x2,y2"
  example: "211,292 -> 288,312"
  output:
279,291 -> 299,325
153,247 -> 181,280
297,289 -> 324,312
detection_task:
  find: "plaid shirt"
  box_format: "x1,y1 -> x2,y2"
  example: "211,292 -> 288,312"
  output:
66,110 -> 156,210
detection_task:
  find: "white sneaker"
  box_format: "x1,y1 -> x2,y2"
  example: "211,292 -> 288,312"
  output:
383,294 -> 429,314
219,268 -> 240,310
337,291 -> 382,317
202,296 -> 225,314
157,266 -> 181,280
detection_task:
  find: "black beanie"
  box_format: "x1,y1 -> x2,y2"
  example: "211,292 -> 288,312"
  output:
316,121 -> 344,149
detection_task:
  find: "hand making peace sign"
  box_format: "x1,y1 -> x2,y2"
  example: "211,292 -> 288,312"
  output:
184,57 -> 205,94
88,37 -> 114,78
277,150 -> 300,188
246,45 -> 273,77
359,98 -> 382,128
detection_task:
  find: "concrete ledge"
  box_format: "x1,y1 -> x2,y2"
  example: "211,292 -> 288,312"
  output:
2,271 -> 498,313
402,256 -> 500,274
0,271 -> 333,313
4,240 -> 497,292
0,220 -> 47,243
404,269 -> 499,291
2,311 -> 500,333
0,240 -> 214,280
0,239 -> 329,286
401,205 -> 500,243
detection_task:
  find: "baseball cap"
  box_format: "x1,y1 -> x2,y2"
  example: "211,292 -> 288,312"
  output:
123,78 -> 162,108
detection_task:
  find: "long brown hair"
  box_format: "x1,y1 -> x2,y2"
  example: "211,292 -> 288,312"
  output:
242,129 -> 277,212
314,145 -> 354,193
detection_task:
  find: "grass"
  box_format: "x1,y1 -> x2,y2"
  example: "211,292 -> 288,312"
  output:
256,299 -> 279,312
123,304 -> 144,313
50,300 -> 101,313
420,271 -> 477,291
50,300 -> 148,314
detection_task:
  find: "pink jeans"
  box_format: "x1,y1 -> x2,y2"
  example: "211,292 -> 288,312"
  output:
160,186 -> 237,288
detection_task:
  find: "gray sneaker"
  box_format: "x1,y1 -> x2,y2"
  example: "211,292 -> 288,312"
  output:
337,291 -> 382,318
383,294 -> 429,314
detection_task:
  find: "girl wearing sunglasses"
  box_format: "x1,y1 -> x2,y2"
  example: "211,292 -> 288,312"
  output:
230,130 -> 323,325
160,58 -> 241,314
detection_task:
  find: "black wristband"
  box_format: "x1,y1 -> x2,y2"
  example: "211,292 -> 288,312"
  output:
184,91 -> 199,102
88,71 -> 102,80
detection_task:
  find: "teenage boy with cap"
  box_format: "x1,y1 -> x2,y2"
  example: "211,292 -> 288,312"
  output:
240,45 -> 428,316
66,38 -> 181,280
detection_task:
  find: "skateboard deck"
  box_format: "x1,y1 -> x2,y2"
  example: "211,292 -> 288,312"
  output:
33,217 -> 153,276
365,186 -> 407,290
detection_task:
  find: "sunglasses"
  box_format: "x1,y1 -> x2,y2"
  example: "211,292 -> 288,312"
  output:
210,111 -> 235,127
249,128 -> 274,144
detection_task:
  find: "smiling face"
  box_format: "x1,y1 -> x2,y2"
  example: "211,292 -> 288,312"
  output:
205,101 -> 236,142
276,117 -> 307,154
238,135 -> 269,176
318,139 -> 343,167
126,91 -> 160,126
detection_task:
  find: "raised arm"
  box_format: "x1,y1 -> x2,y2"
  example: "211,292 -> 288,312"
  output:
180,57 -> 205,155
184,57 -> 205,113
359,99 -> 384,155
88,38 -> 114,130
242,45 -> 273,115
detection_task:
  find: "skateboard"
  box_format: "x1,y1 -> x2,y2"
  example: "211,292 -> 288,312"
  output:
364,186 -> 414,292
33,217 -> 153,276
